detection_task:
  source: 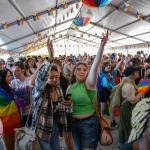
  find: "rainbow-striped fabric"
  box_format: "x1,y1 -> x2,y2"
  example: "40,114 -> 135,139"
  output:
0,87 -> 20,135
138,79 -> 150,93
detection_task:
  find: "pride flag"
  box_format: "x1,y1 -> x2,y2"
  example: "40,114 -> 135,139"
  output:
122,3 -> 129,12
138,79 -> 150,93
32,14 -> 39,21
136,11 -> 142,19
1,22 -> 8,29
0,88 -> 20,135
47,9 -> 53,16
17,18 -> 23,26
62,2 -> 68,9
78,0 -> 82,2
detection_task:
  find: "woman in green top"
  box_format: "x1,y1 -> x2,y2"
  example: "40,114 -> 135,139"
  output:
63,31 -> 109,150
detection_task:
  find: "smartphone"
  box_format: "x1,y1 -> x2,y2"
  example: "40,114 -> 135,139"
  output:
65,94 -> 72,101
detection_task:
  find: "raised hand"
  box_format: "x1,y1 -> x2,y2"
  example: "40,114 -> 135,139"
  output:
101,30 -> 109,46
47,38 -> 54,61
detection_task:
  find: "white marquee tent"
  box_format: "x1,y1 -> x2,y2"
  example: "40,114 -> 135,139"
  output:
0,0 -> 150,57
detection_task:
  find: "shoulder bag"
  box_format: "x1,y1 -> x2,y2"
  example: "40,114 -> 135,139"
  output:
86,87 -> 113,146
14,102 -> 43,150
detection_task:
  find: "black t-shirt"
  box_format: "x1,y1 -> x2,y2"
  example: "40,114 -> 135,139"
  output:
60,75 -> 69,97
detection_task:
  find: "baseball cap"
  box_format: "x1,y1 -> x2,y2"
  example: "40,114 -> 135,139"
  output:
7,57 -> 14,65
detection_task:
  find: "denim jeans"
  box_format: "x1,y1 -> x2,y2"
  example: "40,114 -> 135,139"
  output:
71,114 -> 100,150
39,121 -> 60,150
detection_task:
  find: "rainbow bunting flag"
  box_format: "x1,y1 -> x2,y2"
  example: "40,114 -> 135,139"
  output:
136,11 -> 142,19
122,3 -> 130,12
138,79 -> 150,93
62,2 -> 68,9
17,18 -> 23,26
47,9 -> 53,16
32,14 -> 39,21
1,22 -> 8,29
71,7 -> 74,13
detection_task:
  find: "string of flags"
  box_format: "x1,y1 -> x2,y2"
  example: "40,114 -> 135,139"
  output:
121,2 -> 143,19
0,1 -> 80,30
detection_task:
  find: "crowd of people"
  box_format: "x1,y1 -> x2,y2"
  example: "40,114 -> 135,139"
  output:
0,31 -> 150,150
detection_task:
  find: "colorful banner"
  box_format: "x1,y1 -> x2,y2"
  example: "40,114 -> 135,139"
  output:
17,18 -> 23,26
62,2 -> 68,9
1,22 -> 8,29
32,14 -> 39,21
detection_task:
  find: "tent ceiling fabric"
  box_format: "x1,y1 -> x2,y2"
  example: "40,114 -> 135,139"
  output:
0,0 -> 150,54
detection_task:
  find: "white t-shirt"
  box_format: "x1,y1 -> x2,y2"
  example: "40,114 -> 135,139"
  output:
10,77 -> 33,116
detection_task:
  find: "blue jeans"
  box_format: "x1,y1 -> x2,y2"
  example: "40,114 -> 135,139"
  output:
71,114 -> 100,150
39,121 -> 60,150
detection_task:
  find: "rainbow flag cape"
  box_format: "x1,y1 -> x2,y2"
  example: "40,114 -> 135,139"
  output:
138,79 -> 150,93
17,18 -> 23,26
32,14 -> 39,21
136,11 -> 142,19
0,87 -> 20,135
122,3 -> 129,12
1,22 -> 8,29
62,2 -> 68,9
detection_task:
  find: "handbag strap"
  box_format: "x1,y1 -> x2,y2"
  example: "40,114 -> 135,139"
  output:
84,83 -> 104,129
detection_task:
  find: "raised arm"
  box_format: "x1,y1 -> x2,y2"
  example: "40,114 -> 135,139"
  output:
113,56 -> 125,71
85,31 -> 108,90
32,38 -> 54,102
47,38 -> 54,62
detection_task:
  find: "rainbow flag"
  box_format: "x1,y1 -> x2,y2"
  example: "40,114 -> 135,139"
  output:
47,9 -> 53,16
122,3 -> 130,12
32,14 -> 39,21
136,11 -> 142,19
138,79 -> 149,93
0,88 -> 20,135
62,2 -> 68,9
17,18 -> 23,26
78,0 -> 82,2
1,22 -> 8,29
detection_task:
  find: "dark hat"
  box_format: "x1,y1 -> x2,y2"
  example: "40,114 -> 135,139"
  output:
124,66 -> 141,77
145,55 -> 150,63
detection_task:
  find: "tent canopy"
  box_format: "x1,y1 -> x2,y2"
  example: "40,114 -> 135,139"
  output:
0,0 -> 150,55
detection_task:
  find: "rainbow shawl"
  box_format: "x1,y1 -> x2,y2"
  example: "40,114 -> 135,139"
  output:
0,87 -> 20,135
